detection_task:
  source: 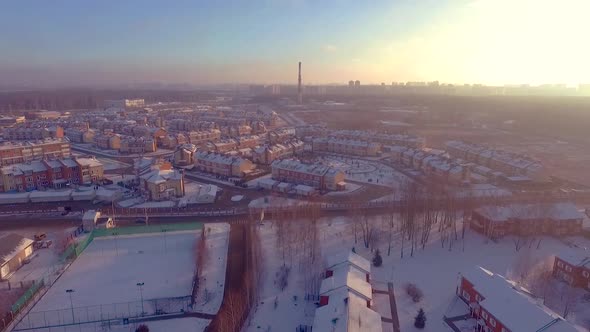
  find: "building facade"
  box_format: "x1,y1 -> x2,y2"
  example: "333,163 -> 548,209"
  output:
271,159 -> 345,191
0,139 -> 71,166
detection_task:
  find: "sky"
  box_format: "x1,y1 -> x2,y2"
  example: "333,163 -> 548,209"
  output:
1,0 -> 589,87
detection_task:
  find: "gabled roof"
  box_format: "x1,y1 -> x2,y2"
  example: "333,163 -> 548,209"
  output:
320,265 -> 372,301
313,290 -> 382,332
326,251 -> 371,274
462,267 -> 578,332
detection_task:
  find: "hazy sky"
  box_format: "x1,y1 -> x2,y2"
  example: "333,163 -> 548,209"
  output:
1,0 -> 589,87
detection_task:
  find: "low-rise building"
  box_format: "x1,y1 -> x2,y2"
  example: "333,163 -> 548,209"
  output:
271,159 -> 345,191
0,138 -> 71,166
76,157 -> 104,184
4,125 -> 64,141
471,202 -> 584,239
0,234 -> 34,280
312,137 -> 381,157
313,251 -> 382,332
139,161 -> 185,201
173,144 -> 198,167
252,139 -> 304,165
195,151 -> 255,178
94,133 -> 121,150
120,137 -> 156,154
553,253 -> 590,291
457,266 -> 577,332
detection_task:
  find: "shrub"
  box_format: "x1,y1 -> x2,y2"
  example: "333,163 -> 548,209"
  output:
404,283 -> 423,303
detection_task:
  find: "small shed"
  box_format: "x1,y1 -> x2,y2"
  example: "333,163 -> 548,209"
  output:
0,233 -> 34,280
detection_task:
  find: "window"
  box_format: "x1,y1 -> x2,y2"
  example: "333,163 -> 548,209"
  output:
482,311 -> 488,320
583,271 -> 590,279
475,294 -> 482,302
557,261 -> 563,268
489,318 -> 496,327
462,290 -> 471,301
565,265 -> 572,272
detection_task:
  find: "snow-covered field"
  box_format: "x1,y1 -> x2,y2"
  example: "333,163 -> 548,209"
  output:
23,317 -> 212,332
244,215 -> 590,332
18,232 -> 198,330
317,155 -> 410,187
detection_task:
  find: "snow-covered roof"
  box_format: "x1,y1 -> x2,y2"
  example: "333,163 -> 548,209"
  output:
326,251 -> 371,274
320,265 -> 372,300
462,267 -> 578,332
141,168 -> 183,184
60,158 -> 78,168
0,233 -> 34,266
294,184 -> 316,193
475,202 -> 584,222
312,290 -> 382,332
75,157 -> 103,168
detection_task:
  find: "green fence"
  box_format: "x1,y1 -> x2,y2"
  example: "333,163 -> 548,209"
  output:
93,222 -> 202,238
11,280 -> 44,314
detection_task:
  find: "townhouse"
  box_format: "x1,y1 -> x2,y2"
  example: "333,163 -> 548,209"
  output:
457,266 -> 577,332
195,151 -> 255,178
471,202 -> 584,239
0,138 -> 71,166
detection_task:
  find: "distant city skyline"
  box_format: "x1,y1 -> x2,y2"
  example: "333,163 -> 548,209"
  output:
1,0 -> 589,87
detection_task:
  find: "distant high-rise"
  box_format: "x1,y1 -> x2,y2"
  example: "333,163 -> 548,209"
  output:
348,80 -> 354,87
297,62 -> 302,104
354,80 -> 360,87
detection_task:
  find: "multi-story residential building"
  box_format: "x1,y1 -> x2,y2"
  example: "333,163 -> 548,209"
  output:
445,140 -> 545,180
330,130 -> 425,148
195,151 -> 255,178
471,202 -> 584,239
268,128 -> 296,144
94,133 -> 122,150
4,125 -> 64,141
0,157 -> 102,192
187,129 -> 221,145
120,137 -> 156,154
457,266 -> 577,332
159,133 -> 188,149
65,128 -> 96,143
76,157 -> 104,184
252,140 -> 304,165
208,139 -> 239,153
312,137 -> 381,157
104,99 -> 145,109
553,253 -> 590,291
172,144 -> 197,167
139,161 -> 184,201
271,159 -> 345,191
0,138 -> 71,166
235,135 -> 264,149
314,251 -> 382,332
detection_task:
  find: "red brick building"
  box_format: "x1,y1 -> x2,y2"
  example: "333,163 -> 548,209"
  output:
553,254 -> 590,291
457,266 -> 577,332
471,203 -> 584,239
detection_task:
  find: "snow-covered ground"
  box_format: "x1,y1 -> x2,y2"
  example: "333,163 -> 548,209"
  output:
18,232 -> 198,330
193,223 -> 230,315
317,155 -> 410,188
21,317 -> 212,332
244,215 -> 590,332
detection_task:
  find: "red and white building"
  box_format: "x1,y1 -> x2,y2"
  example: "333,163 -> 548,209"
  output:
313,251 -> 382,332
471,203 -> 584,239
553,253 -> 590,291
457,266 -> 578,332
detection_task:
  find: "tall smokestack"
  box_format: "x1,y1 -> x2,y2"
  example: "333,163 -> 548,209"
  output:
297,61 -> 302,104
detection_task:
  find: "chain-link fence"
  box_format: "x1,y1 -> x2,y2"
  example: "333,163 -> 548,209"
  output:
14,296 -> 191,331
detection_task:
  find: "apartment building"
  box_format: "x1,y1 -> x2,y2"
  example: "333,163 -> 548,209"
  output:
139,162 -> 184,201
253,140 -> 304,165
195,151 -> 255,178
312,137 -> 381,157
0,138 -> 71,166
0,157 -> 102,192
94,133 -> 121,150
271,159 -> 345,191
120,137 -> 156,154
4,125 -> 64,141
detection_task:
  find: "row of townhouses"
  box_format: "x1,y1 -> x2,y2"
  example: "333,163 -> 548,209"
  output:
0,138 -> 71,166
271,159 -> 345,191
312,137 -> 381,157
445,140 -> 544,180
0,157 -> 104,192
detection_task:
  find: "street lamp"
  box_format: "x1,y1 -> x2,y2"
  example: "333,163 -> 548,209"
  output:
66,289 -> 75,323
136,282 -> 145,316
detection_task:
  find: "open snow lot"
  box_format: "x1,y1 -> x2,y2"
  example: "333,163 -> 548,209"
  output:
18,232 -> 198,330
32,317 -> 212,332
244,215 -> 590,332
317,155 -> 410,187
